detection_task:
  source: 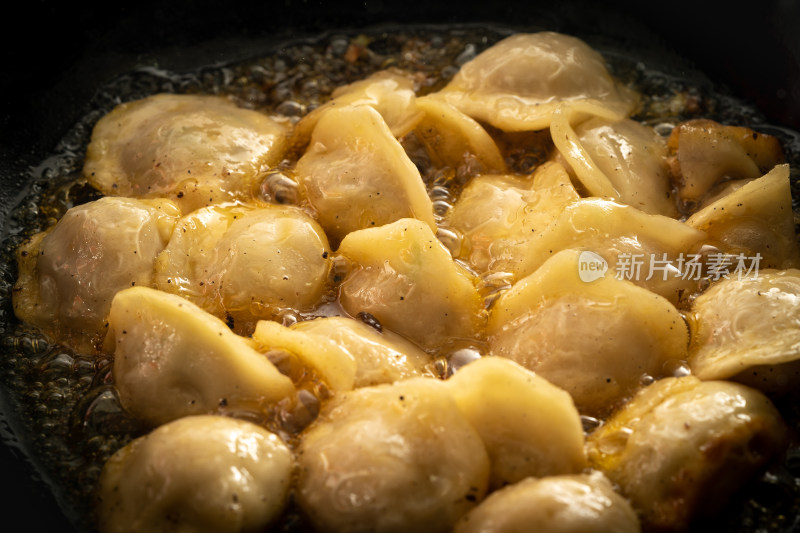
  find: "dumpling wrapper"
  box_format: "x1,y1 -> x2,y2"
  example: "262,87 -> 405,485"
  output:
552,111 -> 678,217
292,69 -> 424,145
252,316 -> 434,391
586,376 -> 787,532
84,94 -> 289,212
507,198 -> 707,304
13,197 -> 179,349
296,377 -> 490,533
686,164 -> 800,269
688,269 -> 800,392
295,105 -> 436,244
434,32 -> 638,132
445,356 -> 586,488
453,472 -> 641,533
489,249 -> 689,414
106,286 -> 295,426
97,415 -> 293,533
446,161 -> 579,274
155,204 -> 331,329
338,218 -> 485,351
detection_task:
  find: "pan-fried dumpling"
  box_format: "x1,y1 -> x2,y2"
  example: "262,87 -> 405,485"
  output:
433,32 -> 637,132
488,249 -> 689,414
13,197 -> 179,349
294,105 -> 435,244
337,218 -> 485,351
666,119 -> 785,207
154,204 -> 332,329
296,377 -> 490,533
509,198 -> 707,304
552,112 -> 678,217
84,94 -> 289,212
446,162 -> 579,274
413,95 -> 506,174
687,269 -> 800,392
252,316 -> 434,391
586,376 -> 788,532
685,164 -> 800,269
453,472 -> 641,533
293,69 -> 423,145
106,286 -> 295,426
97,415 -> 293,533
445,357 -> 586,488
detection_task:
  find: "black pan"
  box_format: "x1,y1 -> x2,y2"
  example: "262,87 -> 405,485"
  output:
2,1 -> 799,531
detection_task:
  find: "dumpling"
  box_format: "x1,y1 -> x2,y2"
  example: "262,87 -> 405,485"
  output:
252,316 -> 435,391
433,32 -> 637,132
687,269 -> 800,392
507,198 -> 707,304
445,356 -> 586,488
586,376 -> 787,532
685,164 -> 800,269
296,377 -> 490,533
666,118 -> 785,208
106,286 -> 295,426
412,95 -> 506,174
488,249 -> 689,414
337,218 -> 485,351
13,197 -> 179,349
446,162 -> 579,274
294,105 -> 435,244
97,415 -> 293,533
453,472 -> 641,533
154,204 -> 332,329
84,94 -> 289,212
292,69 -> 423,144
552,111 -> 678,217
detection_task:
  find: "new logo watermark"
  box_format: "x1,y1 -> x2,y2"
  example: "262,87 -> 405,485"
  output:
577,251 -> 762,283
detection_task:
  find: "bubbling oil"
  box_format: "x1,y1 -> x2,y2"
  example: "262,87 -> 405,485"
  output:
1,24 -> 800,533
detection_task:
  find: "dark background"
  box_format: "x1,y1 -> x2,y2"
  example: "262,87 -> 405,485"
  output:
1,1 -> 799,531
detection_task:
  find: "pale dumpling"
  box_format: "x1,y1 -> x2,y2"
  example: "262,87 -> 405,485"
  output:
155,204 -> 332,329
552,114 -> 678,217
434,32 -> 637,132
293,69 -> 423,143
446,162 -> 579,274
252,316 -> 434,391
296,377 -> 490,533
667,118 -> 785,207
445,357 -> 586,488
488,249 -> 689,414
453,472 -> 641,533
97,415 -> 293,533
337,218 -> 485,351
508,198 -> 707,304
586,376 -> 787,532
107,286 -> 295,426
685,164 -> 800,269
84,94 -> 289,212
13,197 -> 179,348
294,105 -> 435,243
688,269 -> 800,392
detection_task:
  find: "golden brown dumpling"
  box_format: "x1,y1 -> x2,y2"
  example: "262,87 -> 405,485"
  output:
296,378 -> 490,533
107,287 -> 295,426
434,32 -> 637,132
97,415 -> 293,533
84,94 -> 289,212
13,197 -> 179,349
294,105 -> 435,244
587,376 -> 787,532
337,218 -> 485,351
489,249 -> 689,414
